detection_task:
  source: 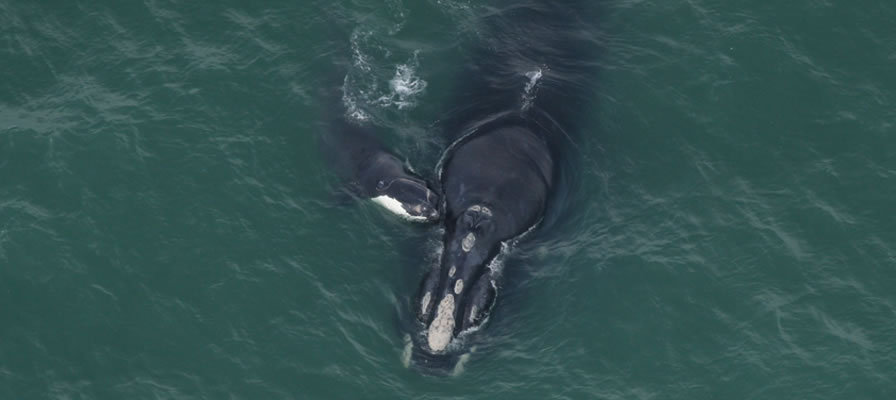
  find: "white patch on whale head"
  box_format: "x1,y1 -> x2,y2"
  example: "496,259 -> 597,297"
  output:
371,195 -> 428,222
420,291 -> 432,315
468,204 -> 492,217
448,265 -> 456,277
462,232 -> 475,252
454,279 -> 464,294
427,295 -> 456,352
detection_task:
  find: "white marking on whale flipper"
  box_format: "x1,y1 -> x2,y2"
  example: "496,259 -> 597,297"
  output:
371,195 -> 429,222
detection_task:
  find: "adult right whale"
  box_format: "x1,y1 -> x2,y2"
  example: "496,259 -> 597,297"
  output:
409,0 -> 599,366
417,121 -> 553,353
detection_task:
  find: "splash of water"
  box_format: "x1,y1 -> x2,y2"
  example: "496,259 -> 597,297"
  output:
342,28 -> 427,121
378,58 -> 428,110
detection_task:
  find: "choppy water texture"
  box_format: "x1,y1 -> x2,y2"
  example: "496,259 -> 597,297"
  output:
2,0 -> 895,399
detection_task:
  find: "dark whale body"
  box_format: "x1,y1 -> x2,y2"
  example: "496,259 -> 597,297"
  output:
316,0 -> 598,373
408,0 -> 599,369
414,123 -> 553,353
320,116 -> 441,222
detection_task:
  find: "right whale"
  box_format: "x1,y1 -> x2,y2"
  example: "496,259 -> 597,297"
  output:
418,122 -> 553,353
410,0 -> 599,367
320,117 -> 441,223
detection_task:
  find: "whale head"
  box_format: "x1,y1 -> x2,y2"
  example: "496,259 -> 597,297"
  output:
413,205 -> 501,358
362,153 -> 440,222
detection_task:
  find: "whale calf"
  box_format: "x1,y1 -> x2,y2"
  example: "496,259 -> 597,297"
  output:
320,118 -> 441,222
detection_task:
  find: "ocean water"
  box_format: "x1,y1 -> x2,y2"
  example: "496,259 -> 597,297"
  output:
2,0 -> 895,399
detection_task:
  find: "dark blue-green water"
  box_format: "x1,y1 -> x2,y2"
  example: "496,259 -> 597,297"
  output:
2,0 -> 895,398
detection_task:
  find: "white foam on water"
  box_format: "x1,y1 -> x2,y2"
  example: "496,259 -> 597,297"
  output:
521,67 -> 544,111
384,0 -> 408,34
524,68 -> 543,93
342,28 -> 427,120
462,232 -> 475,251
350,29 -> 373,73
378,56 -> 427,110
342,81 -> 371,122
342,30 -> 375,122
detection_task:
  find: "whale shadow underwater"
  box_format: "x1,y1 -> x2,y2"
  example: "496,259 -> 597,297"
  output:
320,0 -> 602,374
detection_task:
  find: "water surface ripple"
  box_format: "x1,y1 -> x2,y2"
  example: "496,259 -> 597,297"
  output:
1,0 -> 894,399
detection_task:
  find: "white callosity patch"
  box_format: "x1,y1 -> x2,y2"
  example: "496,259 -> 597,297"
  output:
448,265 -> 456,277
454,279 -> 464,294
427,295 -> 456,352
371,195 -> 429,222
469,305 -> 478,323
469,204 -> 492,217
420,291 -> 432,315
462,232 -> 475,252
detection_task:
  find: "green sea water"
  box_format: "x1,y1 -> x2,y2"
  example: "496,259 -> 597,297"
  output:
2,0 -> 895,398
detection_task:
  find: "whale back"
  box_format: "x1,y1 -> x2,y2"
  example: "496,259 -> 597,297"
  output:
442,125 -> 553,240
